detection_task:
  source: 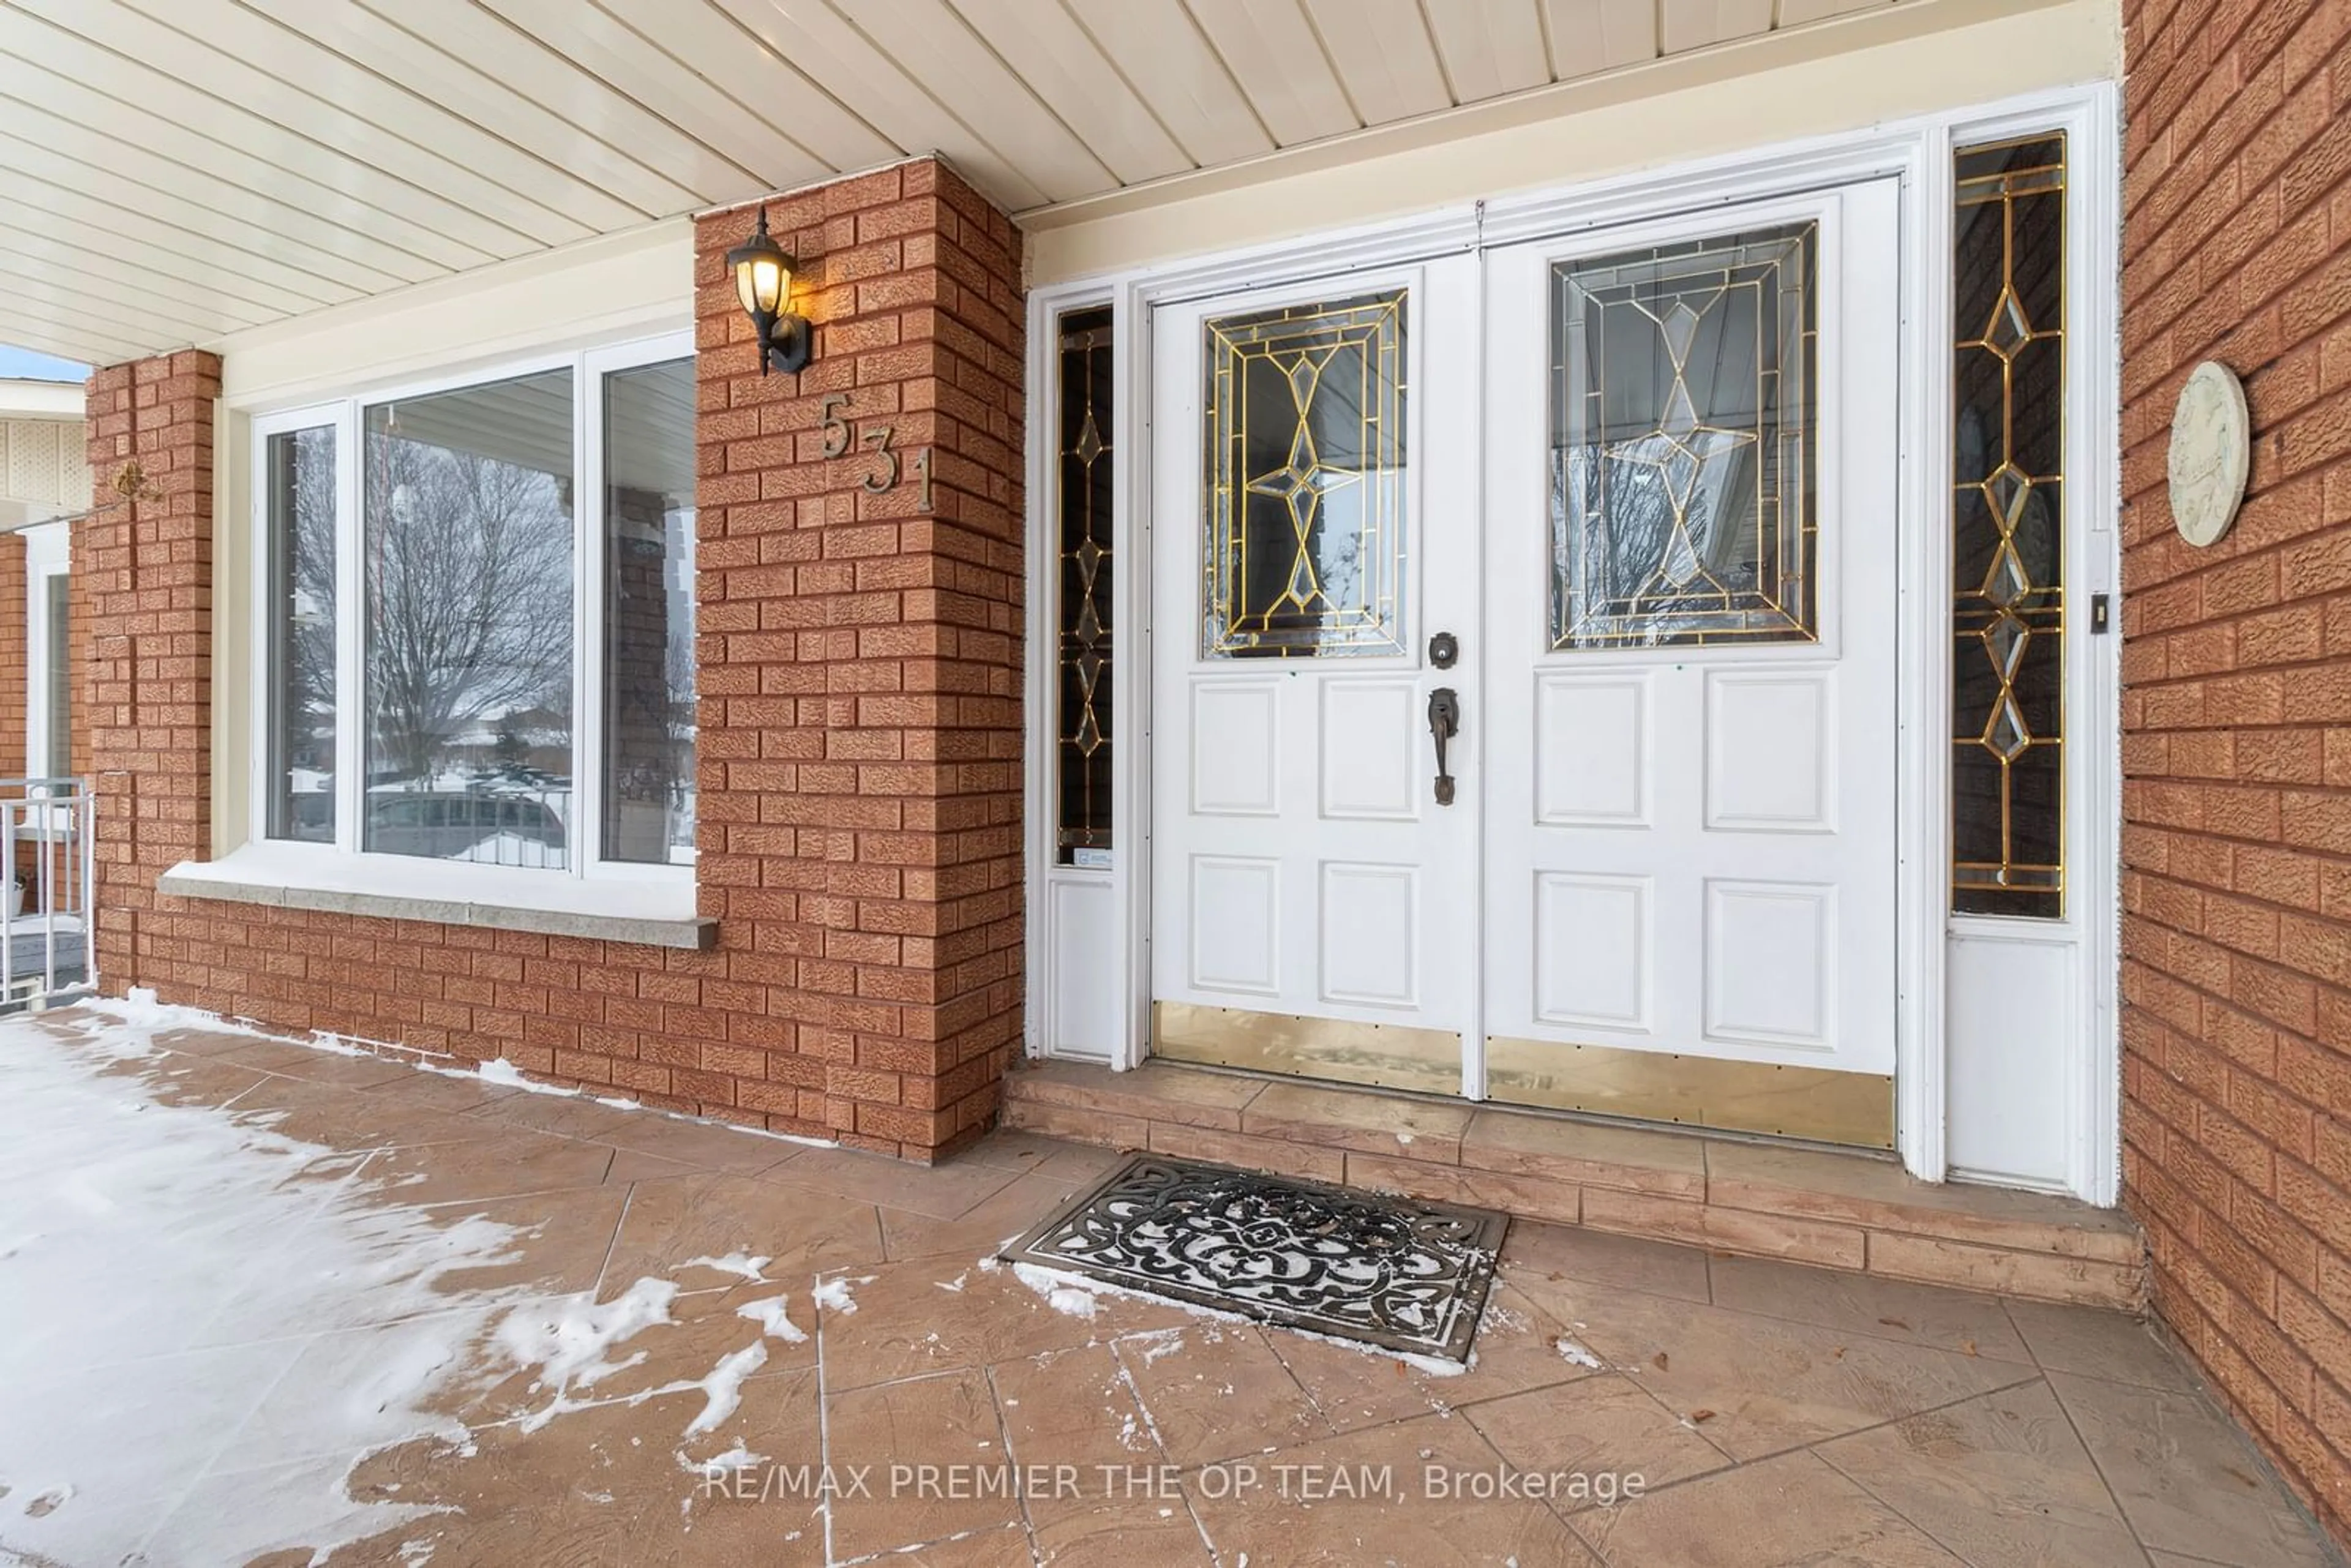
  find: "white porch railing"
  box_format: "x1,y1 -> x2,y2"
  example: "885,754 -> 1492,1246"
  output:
0,778 -> 94,1010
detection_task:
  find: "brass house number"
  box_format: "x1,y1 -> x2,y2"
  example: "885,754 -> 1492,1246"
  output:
820,393 -> 934,512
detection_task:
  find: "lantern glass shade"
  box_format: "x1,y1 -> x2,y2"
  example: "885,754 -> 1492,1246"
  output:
727,208 -> 810,375
735,252 -> 788,318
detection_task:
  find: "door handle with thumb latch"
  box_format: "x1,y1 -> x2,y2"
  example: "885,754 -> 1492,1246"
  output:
1427,687 -> 1460,806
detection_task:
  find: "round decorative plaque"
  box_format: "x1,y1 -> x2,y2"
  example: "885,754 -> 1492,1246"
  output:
2168,360 -> 2250,548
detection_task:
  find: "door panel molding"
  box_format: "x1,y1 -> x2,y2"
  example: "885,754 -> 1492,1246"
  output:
1703,669 -> 1839,835
1534,672 -> 1651,828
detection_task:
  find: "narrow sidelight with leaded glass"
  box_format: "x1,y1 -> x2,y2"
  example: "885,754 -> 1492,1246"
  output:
1951,135 -> 2067,918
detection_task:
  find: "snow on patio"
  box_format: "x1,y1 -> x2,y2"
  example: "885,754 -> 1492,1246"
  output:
0,1000 -> 2322,1567
0,999 -> 841,1563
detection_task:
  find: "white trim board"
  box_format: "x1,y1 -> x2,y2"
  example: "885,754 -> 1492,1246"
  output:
1021,84 -> 2123,1206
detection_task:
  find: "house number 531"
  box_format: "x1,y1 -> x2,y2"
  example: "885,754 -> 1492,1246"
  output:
820,393 -> 934,512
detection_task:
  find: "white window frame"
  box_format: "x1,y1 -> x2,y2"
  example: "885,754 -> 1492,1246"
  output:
245,329 -> 697,901
23,517 -> 70,781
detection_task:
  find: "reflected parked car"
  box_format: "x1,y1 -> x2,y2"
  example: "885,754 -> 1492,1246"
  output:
366,792 -> 568,864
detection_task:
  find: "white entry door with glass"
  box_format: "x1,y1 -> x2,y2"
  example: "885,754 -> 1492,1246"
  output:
1152,179 -> 1905,1148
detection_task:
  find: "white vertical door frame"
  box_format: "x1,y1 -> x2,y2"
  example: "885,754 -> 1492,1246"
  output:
1895,131 -> 1952,1183
2072,88 -> 2124,1209
1017,83 -> 2122,1199
1460,217 -> 1491,1102
1111,278 -> 1152,1070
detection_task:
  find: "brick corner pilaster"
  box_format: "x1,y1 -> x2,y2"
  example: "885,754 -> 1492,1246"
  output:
695,156 -> 1027,1161
80,348 -> 220,994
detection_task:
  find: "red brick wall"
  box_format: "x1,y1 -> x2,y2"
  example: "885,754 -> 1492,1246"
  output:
0,530 -> 24,782
83,353 -> 218,988
2120,0 -> 2351,1544
89,157 -> 1026,1162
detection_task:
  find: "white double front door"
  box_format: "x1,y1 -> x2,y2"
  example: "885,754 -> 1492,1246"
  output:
1151,179 -> 1904,1125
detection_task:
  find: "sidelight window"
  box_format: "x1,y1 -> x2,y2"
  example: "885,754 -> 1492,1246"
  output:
1951,135 -> 2067,918
1055,306 -> 1115,864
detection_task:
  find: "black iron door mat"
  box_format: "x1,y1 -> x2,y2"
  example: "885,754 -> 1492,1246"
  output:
1000,1153 -> 1509,1364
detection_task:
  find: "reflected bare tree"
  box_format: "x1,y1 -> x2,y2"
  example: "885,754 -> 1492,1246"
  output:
362,436 -> 572,782
285,429 -> 337,756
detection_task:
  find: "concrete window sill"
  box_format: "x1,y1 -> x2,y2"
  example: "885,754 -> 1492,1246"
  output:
156,850 -> 715,951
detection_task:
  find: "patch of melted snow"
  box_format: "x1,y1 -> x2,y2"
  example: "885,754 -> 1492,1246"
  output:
493,1277 -> 779,1444
735,1294 -> 807,1344
1010,1262 -> 1101,1319
495,1277 -> 681,1427
683,1341 -> 767,1437
683,1441 -> 768,1475
676,1251 -> 771,1284
811,1275 -> 872,1315
1553,1335 -> 1605,1370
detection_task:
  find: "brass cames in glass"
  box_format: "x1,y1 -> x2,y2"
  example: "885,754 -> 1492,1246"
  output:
1057,306 -> 1115,861
1202,290 -> 1409,659
1548,223 -> 1818,650
1951,135 -> 2066,919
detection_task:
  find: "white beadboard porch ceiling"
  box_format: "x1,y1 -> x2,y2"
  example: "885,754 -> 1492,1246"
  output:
0,0 -> 1922,367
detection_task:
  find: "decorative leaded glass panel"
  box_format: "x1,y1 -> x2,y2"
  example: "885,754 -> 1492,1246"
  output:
1057,306 -> 1114,862
1952,135 -> 2066,918
1548,223 -> 1818,649
1203,290 -> 1408,658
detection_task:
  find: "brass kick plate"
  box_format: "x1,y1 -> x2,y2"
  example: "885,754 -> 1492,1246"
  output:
1485,1036 -> 1895,1149
1153,1002 -> 1461,1097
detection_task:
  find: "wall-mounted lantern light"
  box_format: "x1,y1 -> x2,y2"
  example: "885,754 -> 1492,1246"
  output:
727,207 -> 810,375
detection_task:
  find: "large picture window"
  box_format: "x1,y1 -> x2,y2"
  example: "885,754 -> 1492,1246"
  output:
364,370 -> 576,868
254,334 -> 696,886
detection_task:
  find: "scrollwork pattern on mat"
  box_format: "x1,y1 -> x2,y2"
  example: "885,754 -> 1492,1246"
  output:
1008,1156 -> 1508,1361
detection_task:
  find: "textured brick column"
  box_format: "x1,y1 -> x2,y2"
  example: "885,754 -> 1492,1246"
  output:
80,351 -> 217,992
2120,0 -> 2351,1545
694,159 -> 1026,1161
0,530 -> 25,782
0,530 -> 31,906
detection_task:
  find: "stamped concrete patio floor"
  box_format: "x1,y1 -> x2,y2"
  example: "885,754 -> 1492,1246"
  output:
1,1006 -> 2338,1568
